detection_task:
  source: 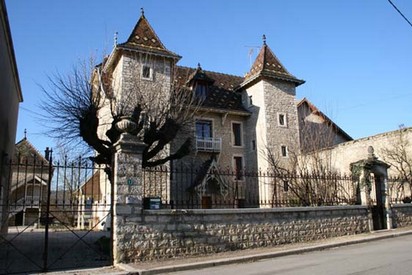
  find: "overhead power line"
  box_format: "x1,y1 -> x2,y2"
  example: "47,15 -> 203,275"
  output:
387,0 -> 412,28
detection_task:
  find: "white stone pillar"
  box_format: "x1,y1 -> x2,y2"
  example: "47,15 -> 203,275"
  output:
382,173 -> 393,229
112,132 -> 146,264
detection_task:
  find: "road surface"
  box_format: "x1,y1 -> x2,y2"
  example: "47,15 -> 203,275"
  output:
164,234 -> 412,275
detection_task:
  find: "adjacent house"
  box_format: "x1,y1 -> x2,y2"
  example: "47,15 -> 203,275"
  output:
8,138 -> 49,226
0,0 -> 23,234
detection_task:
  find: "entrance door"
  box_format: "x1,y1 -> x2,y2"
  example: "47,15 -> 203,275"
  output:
372,175 -> 386,230
201,196 -> 212,209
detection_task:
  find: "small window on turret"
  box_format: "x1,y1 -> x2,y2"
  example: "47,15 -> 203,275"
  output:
141,65 -> 153,80
281,145 -> 288,157
278,113 -> 287,127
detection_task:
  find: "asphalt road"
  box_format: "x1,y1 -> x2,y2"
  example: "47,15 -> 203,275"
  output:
164,234 -> 412,275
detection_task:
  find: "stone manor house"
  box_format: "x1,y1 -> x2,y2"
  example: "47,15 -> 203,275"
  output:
95,11 -> 412,208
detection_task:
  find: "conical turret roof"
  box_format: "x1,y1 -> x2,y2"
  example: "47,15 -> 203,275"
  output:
243,35 -> 304,87
117,9 -> 180,59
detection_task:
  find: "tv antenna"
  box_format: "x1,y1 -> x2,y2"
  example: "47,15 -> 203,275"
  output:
244,45 -> 261,67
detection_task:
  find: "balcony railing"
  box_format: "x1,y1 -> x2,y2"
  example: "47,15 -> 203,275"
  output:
196,137 -> 222,152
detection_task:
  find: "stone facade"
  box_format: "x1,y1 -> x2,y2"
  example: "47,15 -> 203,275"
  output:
115,206 -> 369,262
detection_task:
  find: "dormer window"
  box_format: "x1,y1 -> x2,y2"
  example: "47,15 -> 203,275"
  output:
141,65 -> 153,80
194,83 -> 208,101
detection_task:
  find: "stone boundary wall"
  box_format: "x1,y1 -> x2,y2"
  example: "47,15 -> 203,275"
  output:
116,206 -> 369,262
392,204 -> 412,228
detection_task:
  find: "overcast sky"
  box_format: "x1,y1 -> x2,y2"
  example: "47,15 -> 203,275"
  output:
5,0 -> 412,153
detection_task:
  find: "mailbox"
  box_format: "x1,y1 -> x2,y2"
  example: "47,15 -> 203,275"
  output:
143,197 -> 161,209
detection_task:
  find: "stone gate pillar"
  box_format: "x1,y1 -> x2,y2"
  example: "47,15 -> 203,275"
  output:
111,126 -> 146,264
351,146 -> 391,231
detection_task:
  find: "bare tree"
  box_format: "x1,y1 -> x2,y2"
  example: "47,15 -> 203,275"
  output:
40,56 -> 201,178
265,117 -> 357,206
380,126 -> 412,201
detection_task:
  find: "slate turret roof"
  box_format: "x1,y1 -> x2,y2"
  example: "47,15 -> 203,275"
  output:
117,9 -> 180,60
242,35 -> 304,87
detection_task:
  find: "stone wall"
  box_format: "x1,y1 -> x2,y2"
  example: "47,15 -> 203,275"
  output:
116,206 -> 369,262
392,204 -> 412,228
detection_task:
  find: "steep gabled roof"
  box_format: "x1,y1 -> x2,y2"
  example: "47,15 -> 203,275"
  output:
176,66 -> 249,115
186,63 -> 215,85
14,138 -> 49,165
297,98 -> 353,141
187,157 -> 230,196
117,10 -> 180,60
242,35 -> 304,87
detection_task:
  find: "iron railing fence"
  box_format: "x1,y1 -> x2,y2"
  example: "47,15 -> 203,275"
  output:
0,151 -> 111,273
142,165 -> 366,209
142,165 -> 412,209
2,154 -> 111,229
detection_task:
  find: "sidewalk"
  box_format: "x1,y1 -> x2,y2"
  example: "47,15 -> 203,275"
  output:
43,226 -> 412,275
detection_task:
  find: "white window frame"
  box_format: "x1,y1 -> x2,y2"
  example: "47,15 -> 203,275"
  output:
231,121 -> 243,147
141,64 -> 153,80
277,112 -> 287,127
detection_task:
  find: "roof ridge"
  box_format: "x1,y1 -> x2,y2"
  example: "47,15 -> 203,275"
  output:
176,65 -> 243,79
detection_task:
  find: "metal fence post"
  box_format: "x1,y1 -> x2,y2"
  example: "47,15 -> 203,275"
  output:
42,148 -> 53,272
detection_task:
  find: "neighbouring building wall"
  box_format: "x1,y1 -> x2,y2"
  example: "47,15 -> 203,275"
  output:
0,0 -> 23,235
297,101 -> 352,153
115,206 -> 369,262
321,127 -> 412,176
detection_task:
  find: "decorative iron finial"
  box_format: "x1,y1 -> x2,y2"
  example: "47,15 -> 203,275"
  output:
262,34 -> 266,45
24,128 -> 27,139
141,7 -> 145,17
114,31 -> 118,47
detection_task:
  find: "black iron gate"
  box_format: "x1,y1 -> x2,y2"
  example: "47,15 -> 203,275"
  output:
371,175 -> 386,231
0,147 -> 112,274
